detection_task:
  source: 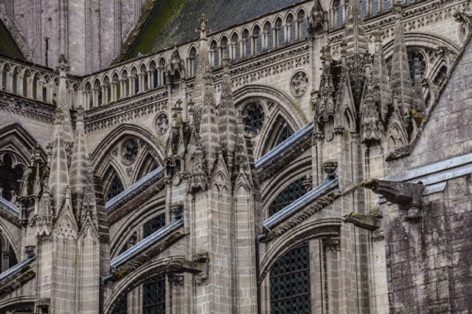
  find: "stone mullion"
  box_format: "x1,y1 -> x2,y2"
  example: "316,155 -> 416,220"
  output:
147,70 -> 153,90
310,239 -> 323,313
323,238 -> 341,314
101,85 -> 107,105
6,71 -> 13,93
26,76 -> 33,99
110,81 -> 117,102
47,81 -> 54,104
119,79 -> 126,98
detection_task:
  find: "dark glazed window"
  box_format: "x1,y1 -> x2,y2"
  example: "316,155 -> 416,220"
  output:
106,174 -> 124,201
143,213 -> 166,238
143,275 -> 166,314
270,243 -> 311,313
243,102 -> 265,137
112,295 -> 128,314
276,125 -> 294,146
268,176 -> 307,216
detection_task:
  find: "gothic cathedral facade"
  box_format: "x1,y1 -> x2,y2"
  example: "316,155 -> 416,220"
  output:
1,0 -> 472,313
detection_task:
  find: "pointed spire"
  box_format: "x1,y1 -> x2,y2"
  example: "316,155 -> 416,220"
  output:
80,157 -> 98,228
200,71 -> 219,173
412,58 -> 426,113
371,28 -> 392,122
56,54 -> 73,149
218,57 -> 238,173
48,109 -> 71,213
344,0 -> 369,106
193,14 -> 211,134
36,176 -> 53,236
390,5 -> 413,111
70,107 -> 88,219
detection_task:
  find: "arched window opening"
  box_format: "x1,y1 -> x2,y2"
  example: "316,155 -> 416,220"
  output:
243,29 -> 251,58
12,67 -> 19,94
384,0 -> 391,12
210,40 -> 219,68
143,213 -> 166,238
231,34 -> 241,61
131,68 -> 139,94
221,36 -> 229,59
268,176 -> 308,216
143,275 -> 166,313
23,70 -> 31,98
254,26 -> 262,55
159,59 -> 166,85
32,74 -> 39,100
94,79 -> 102,107
287,14 -> 296,43
264,22 -> 273,51
141,65 -> 148,92
275,18 -> 284,48
270,243 -> 311,314
189,48 -> 197,77
150,61 -> 158,88
113,74 -> 120,101
106,173 -> 124,202
104,76 -> 111,104
297,11 -> 308,40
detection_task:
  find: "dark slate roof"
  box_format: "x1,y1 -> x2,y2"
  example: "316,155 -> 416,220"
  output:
122,0 -> 307,61
0,18 -> 25,60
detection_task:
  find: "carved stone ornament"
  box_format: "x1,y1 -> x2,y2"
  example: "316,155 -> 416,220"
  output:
290,71 -> 309,97
323,159 -> 338,174
323,238 -> 341,252
168,274 -> 184,287
156,112 -> 170,135
121,138 -> 139,166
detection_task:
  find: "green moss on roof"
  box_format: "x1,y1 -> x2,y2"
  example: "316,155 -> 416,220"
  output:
123,0 -> 306,61
0,18 -> 25,60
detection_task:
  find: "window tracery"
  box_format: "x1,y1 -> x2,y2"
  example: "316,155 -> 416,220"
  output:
106,174 -> 124,201
407,50 -> 426,81
143,275 -> 166,314
143,213 -> 166,238
270,243 -> 311,313
242,102 -> 265,137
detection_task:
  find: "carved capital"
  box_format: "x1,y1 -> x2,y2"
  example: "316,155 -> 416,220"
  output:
323,238 -> 341,252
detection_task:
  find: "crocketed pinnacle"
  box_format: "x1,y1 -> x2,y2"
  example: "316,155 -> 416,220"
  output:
200,71 -> 219,173
56,54 -> 73,149
193,14 -> 210,134
372,28 -> 392,122
390,5 -> 413,110
218,57 -> 238,173
48,110 -> 71,214
344,0 -> 368,107
70,107 -> 88,220
315,46 -> 336,124
81,158 -> 98,228
361,76 -> 383,144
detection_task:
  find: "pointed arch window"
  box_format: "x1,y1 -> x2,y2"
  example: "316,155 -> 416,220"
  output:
384,0 -> 391,12
287,14 -> 296,43
407,50 -> 426,82
231,34 -> 241,62
221,36 -> 229,60
433,65 -> 448,87
276,125 -> 294,146
335,0 -> 344,27
254,26 -> 262,55
210,40 -> 219,68
143,275 -> 166,314
297,11 -> 308,41
270,243 -> 311,313
0,153 -> 24,203
276,18 -> 284,48
361,0 -> 368,17
242,29 -> 251,58
106,174 -> 124,202
1,65 -> 8,91
269,176 -> 308,216
264,22 -> 273,51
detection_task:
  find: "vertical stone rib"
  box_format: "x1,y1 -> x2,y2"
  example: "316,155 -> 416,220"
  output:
390,5 -> 413,110
193,14 -> 210,134
218,58 -> 238,173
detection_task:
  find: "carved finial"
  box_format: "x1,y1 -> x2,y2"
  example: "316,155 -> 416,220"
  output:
393,4 -> 404,20
57,54 -> 69,77
372,27 -> 384,42
196,14 -> 209,39
222,57 -> 231,74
